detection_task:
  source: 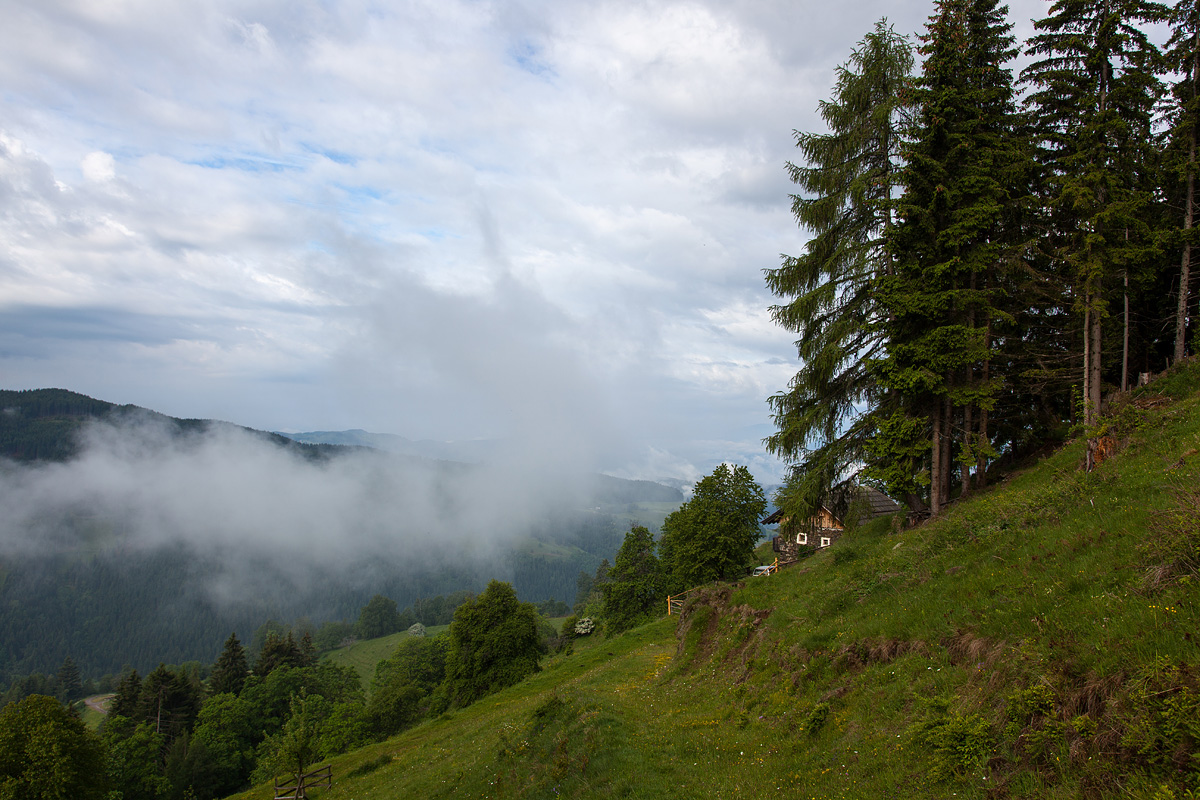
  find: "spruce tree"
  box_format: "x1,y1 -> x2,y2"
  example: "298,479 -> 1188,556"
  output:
254,631 -> 303,676
110,669 -> 142,719
1022,0 -> 1166,467
136,664 -> 201,741
55,656 -> 83,702
209,632 -> 248,696
872,0 -> 1028,513
765,19 -> 914,517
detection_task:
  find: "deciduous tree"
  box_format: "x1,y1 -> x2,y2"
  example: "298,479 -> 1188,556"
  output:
442,581 -> 541,708
659,465 -> 767,591
0,694 -> 109,800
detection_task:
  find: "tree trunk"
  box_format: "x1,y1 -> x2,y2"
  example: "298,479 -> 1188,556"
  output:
961,401 -> 973,498
976,317 -> 991,490
931,402 -> 943,516
1122,267 -> 1129,392
1085,279 -> 1103,471
1178,31 -> 1199,364
942,396 -> 952,505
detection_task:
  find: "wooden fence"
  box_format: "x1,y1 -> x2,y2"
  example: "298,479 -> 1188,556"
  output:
274,764 -> 332,800
666,557 -> 782,615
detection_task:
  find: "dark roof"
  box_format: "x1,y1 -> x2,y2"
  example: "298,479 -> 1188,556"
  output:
762,507 -> 786,525
762,485 -> 900,525
858,486 -> 902,517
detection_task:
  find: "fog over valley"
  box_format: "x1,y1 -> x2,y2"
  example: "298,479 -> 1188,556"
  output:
0,395 -> 680,674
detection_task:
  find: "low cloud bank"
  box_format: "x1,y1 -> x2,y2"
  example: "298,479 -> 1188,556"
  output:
0,415 -> 595,606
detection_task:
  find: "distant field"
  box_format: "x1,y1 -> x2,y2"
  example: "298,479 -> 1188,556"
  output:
323,627 -> 448,691
79,693 -> 112,730
605,500 -> 682,532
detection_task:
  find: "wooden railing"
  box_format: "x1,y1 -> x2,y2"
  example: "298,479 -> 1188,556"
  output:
274,764 -> 332,800
666,558 -> 782,615
666,586 -> 703,616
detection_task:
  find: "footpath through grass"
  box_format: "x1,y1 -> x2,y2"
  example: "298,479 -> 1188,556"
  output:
231,360 -> 1200,799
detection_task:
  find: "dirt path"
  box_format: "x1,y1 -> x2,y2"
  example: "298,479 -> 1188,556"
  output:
83,693 -> 113,715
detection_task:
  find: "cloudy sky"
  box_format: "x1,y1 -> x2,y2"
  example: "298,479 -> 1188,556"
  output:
0,0 -> 1049,486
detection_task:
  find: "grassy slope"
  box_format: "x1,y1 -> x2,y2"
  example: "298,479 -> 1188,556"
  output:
322,627 -> 449,690
230,363 -> 1200,800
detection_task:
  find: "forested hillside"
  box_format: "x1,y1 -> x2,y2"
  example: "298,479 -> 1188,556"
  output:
0,388 -> 356,463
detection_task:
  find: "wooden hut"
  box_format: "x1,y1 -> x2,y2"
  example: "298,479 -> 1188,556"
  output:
764,486 -> 900,560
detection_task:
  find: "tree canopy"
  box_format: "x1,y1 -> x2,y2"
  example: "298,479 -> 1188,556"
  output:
600,526 -> 665,633
0,694 -> 109,800
770,3 -> 1197,522
659,465 -> 767,592
442,580 -> 542,708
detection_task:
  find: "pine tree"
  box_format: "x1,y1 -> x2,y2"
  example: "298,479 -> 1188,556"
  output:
209,632 -> 248,696
254,632 -> 303,676
136,664 -> 201,741
1022,0 -> 1167,467
765,19 -> 914,517
297,631 -> 317,668
872,0 -> 1028,513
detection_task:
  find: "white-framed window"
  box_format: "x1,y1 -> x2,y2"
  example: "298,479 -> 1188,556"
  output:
820,536 -> 831,548
797,532 -> 807,545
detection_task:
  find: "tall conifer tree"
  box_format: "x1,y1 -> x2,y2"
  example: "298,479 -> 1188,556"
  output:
1022,0 -> 1166,467
209,632 -> 248,696
56,656 -> 83,702
872,0 -> 1027,514
765,20 -> 914,517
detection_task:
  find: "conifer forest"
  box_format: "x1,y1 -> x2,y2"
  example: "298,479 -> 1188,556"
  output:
767,0 -> 1198,521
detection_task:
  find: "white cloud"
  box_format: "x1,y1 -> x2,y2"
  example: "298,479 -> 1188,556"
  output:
0,0 -> 1052,488
80,151 -> 116,182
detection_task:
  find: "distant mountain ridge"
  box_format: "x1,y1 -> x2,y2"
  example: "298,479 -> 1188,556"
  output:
278,429 -> 684,502
0,389 -> 683,504
0,388 -> 352,463
276,428 -> 509,465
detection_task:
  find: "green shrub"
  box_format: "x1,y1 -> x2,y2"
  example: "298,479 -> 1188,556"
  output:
1005,683 -> 1057,737
802,702 -> 830,735
1121,660 -> 1200,777
832,546 -> 859,566
494,692 -> 610,795
909,697 -> 993,780
345,753 -> 393,778
1143,484 -> 1200,585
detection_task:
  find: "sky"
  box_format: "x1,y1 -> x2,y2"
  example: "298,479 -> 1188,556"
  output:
0,0 -> 1051,488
